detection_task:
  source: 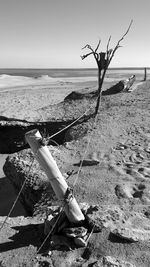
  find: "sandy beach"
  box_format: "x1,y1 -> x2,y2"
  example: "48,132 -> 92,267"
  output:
0,72 -> 150,267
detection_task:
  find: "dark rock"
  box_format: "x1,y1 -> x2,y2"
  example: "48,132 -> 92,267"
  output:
3,147 -> 64,216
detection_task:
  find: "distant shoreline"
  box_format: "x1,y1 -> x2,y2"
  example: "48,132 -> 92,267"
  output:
0,67 -> 149,79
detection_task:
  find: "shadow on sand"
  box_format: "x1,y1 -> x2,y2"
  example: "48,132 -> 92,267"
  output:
0,176 -> 27,217
0,223 -> 42,253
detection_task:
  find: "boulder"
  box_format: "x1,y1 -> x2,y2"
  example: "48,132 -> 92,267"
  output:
3,146 -> 69,216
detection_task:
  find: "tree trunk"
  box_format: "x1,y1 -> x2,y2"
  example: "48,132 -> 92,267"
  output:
95,68 -> 102,115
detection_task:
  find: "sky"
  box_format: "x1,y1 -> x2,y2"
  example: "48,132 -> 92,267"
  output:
0,0 -> 149,68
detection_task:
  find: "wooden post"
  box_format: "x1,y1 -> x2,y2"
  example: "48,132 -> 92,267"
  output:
144,67 -> 147,81
25,129 -> 85,224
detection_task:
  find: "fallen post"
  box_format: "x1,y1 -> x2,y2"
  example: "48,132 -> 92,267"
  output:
25,129 -> 85,224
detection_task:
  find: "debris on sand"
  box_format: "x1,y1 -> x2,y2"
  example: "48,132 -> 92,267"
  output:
102,75 -> 136,95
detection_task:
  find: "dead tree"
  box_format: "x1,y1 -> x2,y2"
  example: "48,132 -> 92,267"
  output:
81,20 -> 133,115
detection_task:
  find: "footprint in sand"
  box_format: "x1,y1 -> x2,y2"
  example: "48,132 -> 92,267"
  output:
115,181 -> 150,205
115,183 -> 146,200
109,141 -> 150,181
138,167 -> 150,178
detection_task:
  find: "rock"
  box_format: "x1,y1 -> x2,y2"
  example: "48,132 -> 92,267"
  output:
75,152 -> 100,166
115,185 -> 129,199
44,209 -> 70,236
44,205 -> 63,235
112,227 -> 150,242
115,184 -> 133,199
85,205 -> 124,233
102,256 -> 136,267
74,236 -> 87,247
62,226 -> 87,238
3,147 -> 68,216
83,204 -> 150,243
50,234 -> 73,250
76,158 -> 100,167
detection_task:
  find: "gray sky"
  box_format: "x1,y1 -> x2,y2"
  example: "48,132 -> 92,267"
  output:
0,0 -> 149,68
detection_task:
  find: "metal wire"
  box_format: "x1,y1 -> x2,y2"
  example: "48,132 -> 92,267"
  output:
35,100 -> 101,254
0,81 -> 139,257
0,156 -> 35,232
73,113 -> 99,187
48,109 -> 88,140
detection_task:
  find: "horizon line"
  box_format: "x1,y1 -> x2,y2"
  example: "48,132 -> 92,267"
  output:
0,67 -> 149,70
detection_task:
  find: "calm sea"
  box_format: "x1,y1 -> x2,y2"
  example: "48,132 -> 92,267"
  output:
0,68 -> 149,80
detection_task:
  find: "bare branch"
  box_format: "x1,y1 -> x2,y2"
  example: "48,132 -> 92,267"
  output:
106,36 -> 111,53
108,20 -> 133,64
95,39 -> 101,52
81,52 -> 93,60
81,42 -> 99,64
116,19 -> 133,47
82,44 -> 93,52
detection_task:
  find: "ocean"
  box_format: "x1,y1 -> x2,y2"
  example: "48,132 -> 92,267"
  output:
0,68 -> 149,88
0,68 -> 149,78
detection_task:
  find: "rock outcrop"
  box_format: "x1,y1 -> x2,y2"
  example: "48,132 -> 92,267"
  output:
3,146 -> 68,216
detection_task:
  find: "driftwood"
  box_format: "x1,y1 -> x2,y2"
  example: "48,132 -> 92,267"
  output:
102,75 -> 136,95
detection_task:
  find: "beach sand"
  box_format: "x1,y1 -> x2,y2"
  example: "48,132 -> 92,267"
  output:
0,75 -> 150,266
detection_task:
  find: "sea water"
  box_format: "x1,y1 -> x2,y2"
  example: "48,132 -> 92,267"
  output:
0,68 -> 149,88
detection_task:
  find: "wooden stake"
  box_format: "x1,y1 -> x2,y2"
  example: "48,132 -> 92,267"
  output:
25,129 -> 85,224
144,67 -> 147,81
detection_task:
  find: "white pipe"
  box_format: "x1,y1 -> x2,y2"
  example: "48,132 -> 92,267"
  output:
25,129 -> 85,223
